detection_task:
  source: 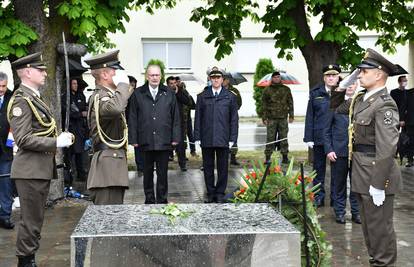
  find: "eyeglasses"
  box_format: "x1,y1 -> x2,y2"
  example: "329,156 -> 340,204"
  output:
148,74 -> 161,77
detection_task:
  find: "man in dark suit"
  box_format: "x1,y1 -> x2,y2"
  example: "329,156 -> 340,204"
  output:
194,69 -> 239,203
128,65 -> 180,204
166,76 -> 190,171
304,64 -> 341,207
390,75 -> 411,166
0,72 -> 14,230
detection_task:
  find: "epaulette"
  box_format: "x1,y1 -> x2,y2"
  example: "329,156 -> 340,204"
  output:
230,90 -> 237,96
380,94 -> 392,101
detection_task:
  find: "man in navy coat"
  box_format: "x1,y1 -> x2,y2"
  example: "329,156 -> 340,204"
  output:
325,81 -> 361,224
304,64 -> 341,207
194,69 -> 239,203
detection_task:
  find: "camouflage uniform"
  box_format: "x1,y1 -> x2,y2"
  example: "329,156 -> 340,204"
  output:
228,85 -> 242,158
262,83 -> 294,159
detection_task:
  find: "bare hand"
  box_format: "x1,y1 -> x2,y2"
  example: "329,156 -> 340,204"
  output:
400,121 -> 406,127
81,111 -> 88,117
288,117 -> 294,123
327,151 -> 337,162
171,142 -> 178,146
132,144 -> 139,147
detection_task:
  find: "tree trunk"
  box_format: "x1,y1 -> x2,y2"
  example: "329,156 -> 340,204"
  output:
13,0 -> 70,201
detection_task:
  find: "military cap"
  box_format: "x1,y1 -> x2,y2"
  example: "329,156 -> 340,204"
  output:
209,69 -> 223,77
271,71 -> 281,77
84,50 -> 124,70
11,52 -> 47,70
323,64 -> 341,75
358,48 -> 408,76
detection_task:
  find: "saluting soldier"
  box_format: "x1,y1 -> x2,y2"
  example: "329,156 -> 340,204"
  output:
85,50 -> 133,205
8,52 -> 74,267
336,48 -> 405,266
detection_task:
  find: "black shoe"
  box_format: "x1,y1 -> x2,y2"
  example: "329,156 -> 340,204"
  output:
18,255 -> 37,267
352,214 -> 361,224
204,196 -> 216,203
216,197 -> 227,203
335,214 -> 346,224
180,167 -> 187,172
282,154 -> 289,164
369,256 -> 375,264
144,199 -> 155,204
0,218 -> 14,229
230,159 -> 241,166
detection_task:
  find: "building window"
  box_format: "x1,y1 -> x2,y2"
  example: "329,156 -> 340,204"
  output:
142,39 -> 192,71
233,39 -> 277,73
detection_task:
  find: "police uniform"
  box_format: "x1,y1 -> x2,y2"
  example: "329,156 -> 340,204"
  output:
336,48 -> 406,266
85,50 -> 133,205
8,53 -> 58,266
304,64 -> 341,207
262,73 -> 294,163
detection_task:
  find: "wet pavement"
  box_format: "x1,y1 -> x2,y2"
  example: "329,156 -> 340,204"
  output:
1,164 -> 413,267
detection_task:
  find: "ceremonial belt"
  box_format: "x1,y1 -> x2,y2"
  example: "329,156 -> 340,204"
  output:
352,144 -> 376,153
93,143 -> 126,152
93,143 -> 110,152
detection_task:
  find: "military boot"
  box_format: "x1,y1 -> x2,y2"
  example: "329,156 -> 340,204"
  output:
230,154 -> 240,166
282,154 -> 289,164
18,255 -> 37,267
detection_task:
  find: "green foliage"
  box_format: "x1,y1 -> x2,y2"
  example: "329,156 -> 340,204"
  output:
57,0 -> 132,52
232,158 -> 331,267
253,58 -> 274,118
146,59 -> 166,84
150,203 -> 194,225
191,0 -> 414,69
0,5 -> 38,59
190,0 -> 259,60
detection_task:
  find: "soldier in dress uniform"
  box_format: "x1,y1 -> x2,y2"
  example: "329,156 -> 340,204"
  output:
336,48 -> 406,266
8,52 -> 74,267
85,50 -> 133,205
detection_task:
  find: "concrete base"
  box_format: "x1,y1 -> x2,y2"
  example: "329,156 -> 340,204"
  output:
71,203 -> 300,267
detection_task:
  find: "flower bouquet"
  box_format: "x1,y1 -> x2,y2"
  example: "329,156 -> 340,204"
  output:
232,157 -> 332,267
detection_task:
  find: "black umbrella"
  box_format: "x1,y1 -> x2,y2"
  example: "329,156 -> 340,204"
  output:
69,58 -> 88,77
224,71 -> 247,85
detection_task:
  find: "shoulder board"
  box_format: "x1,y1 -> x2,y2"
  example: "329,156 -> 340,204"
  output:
380,94 -> 392,101
230,90 -> 237,96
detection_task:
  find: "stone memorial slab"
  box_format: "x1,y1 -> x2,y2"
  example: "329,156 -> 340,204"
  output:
71,203 -> 300,267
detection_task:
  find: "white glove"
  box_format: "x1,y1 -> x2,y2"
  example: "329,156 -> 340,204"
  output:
112,69 -> 129,86
195,140 -> 201,146
306,142 -> 314,148
369,185 -> 385,206
56,132 -> 74,148
229,142 -> 234,148
339,69 -> 360,89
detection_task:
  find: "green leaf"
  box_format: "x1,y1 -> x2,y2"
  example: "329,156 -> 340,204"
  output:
0,25 -> 11,38
79,19 -> 96,33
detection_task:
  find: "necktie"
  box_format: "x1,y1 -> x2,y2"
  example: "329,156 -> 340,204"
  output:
214,91 -> 218,98
0,97 -> 3,109
152,90 -> 157,100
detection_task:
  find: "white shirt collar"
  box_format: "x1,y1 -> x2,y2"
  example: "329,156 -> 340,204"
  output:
149,85 -> 159,92
212,87 -> 222,96
21,83 -> 40,97
325,85 -> 331,93
363,86 -> 386,101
